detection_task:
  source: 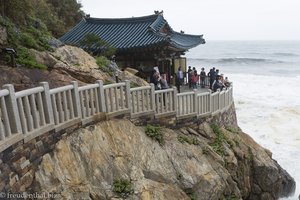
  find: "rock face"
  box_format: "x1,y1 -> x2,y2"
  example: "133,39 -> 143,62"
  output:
0,45 -> 148,90
122,68 -> 149,86
33,45 -> 148,86
31,46 -> 112,84
0,65 -> 86,91
33,119 -> 295,200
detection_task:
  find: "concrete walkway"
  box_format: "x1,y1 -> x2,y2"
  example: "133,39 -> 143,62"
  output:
178,84 -> 210,94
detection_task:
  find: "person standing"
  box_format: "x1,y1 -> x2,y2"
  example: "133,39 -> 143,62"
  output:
150,69 -> 161,90
187,66 -> 192,88
160,73 -> 169,89
200,67 -> 206,88
208,67 -> 216,90
176,67 -> 184,86
175,67 -> 183,93
191,70 -> 199,89
224,76 -> 231,87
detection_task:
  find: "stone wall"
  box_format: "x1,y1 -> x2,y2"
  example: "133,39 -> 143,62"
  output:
0,122 -> 81,194
0,104 -> 236,194
131,103 -> 238,130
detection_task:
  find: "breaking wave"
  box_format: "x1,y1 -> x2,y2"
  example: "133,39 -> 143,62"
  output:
191,57 -> 284,65
272,52 -> 299,57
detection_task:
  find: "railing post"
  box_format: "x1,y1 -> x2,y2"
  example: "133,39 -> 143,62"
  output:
209,89 -> 213,114
218,90 -> 221,111
125,80 -> 131,110
173,86 -> 177,112
150,83 -> 155,112
2,84 -> 22,135
230,86 -> 233,105
39,82 -> 54,125
71,81 -> 82,118
194,90 -> 198,115
96,80 -> 106,112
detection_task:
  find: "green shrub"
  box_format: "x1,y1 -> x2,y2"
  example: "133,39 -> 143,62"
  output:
16,47 -> 47,70
177,135 -> 200,145
96,56 -> 113,76
145,124 -> 164,145
202,146 -> 209,155
20,32 -> 38,49
221,194 -> 239,200
188,193 -> 198,200
233,139 -> 240,147
112,179 -> 134,198
4,19 -> 20,46
246,147 -> 254,162
225,126 -> 240,134
79,33 -> 116,57
210,124 -> 225,157
1,16 -> 51,51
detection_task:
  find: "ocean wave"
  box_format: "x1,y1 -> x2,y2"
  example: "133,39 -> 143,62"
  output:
272,52 -> 299,57
190,57 -> 284,65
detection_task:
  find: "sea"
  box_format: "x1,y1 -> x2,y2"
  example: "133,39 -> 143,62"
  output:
186,40 -> 300,200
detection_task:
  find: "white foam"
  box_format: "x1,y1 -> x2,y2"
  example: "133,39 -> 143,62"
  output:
187,41 -> 300,199
231,73 -> 300,199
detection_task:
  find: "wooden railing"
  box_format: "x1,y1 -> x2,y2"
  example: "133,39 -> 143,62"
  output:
0,80 -> 233,153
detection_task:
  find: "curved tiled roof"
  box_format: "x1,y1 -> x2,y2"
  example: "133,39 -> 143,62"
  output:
60,14 -> 205,51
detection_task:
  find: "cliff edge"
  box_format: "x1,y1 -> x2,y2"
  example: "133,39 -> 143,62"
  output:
32,108 -> 295,200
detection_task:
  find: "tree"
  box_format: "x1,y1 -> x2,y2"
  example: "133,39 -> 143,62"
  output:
0,0 -> 84,38
79,33 -> 116,57
46,0 -> 84,37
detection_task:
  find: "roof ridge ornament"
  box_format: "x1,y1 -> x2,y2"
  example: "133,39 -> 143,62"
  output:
154,10 -> 164,15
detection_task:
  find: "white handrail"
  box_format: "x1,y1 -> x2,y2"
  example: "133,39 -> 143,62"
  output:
0,81 -> 234,153
130,86 -> 151,92
15,87 -> 44,98
0,89 -> 9,97
50,85 -> 74,94
103,82 -> 125,89
78,83 -> 99,91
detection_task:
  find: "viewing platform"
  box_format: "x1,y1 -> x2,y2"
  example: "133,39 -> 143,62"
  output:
0,80 -> 233,153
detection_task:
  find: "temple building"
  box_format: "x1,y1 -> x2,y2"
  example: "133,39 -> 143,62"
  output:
60,11 -> 205,82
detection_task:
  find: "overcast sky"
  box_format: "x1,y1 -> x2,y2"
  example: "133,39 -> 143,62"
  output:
79,0 -> 300,40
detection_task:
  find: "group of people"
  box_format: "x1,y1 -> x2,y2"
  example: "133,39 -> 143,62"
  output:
150,66 -> 231,93
187,66 -> 231,92
187,66 -> 206,89
150,67 -> 169,90
207,67 -> 231,92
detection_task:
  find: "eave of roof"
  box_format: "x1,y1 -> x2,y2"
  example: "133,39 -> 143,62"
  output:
60,14 -> 205,51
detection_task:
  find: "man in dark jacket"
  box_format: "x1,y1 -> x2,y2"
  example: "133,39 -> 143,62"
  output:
208,67 -> 216,89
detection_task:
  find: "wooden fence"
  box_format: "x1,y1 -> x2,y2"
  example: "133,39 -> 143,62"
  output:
0,80 -> 233,152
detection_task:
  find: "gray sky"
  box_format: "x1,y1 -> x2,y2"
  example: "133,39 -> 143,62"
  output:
79,0 -> 300,40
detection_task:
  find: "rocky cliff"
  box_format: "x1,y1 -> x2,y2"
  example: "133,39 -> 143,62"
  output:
32,117 -> 295,200
0,45 -> 148,91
